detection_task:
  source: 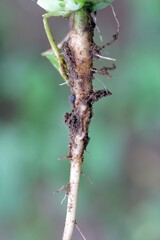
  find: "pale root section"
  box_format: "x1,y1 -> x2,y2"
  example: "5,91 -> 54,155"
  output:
62,136 -> 84,240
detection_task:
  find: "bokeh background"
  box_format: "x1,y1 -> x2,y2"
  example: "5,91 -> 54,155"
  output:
0,0 -> 160,239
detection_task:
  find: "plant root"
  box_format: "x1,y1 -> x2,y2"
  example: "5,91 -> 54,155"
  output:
100,4 -> 120,50
53,184 -> 70,194
81,171 -> 93,184
75,220 -> 87,240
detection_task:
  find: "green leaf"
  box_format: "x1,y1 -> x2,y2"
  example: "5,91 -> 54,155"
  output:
84,0 -> 115,12
37,0 -> 85,12
37,0 -> 114,14
37,0 -> 64,12
43,50 -> 59,72
66,0 -> 85,11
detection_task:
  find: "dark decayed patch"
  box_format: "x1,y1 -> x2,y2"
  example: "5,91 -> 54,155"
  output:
83,107 -> 93,152
62,42 -> 78,87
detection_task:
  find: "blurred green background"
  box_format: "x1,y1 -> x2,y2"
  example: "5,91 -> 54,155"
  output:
0,0 -> 160,239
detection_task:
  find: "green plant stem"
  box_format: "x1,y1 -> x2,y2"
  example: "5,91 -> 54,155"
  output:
43,13 -> 69,82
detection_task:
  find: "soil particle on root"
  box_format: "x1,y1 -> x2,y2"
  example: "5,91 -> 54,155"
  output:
64,110 -> 82,136
68,133 -> 78,159
64,105 -> 93,158
68,132 -> 90,161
